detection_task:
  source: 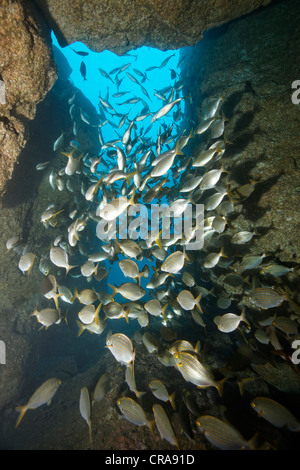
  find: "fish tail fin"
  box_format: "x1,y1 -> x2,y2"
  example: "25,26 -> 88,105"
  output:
95,302 -> 102,320
175,139 -> 184,156
221,163 -> 230,175
195,340 -> 201,354
54,293 -> 64,310
284,286 -> 290,301
183,246 -> 190,262
161,303 -> 168,322
195,293 -> 203,313
149,420 -> 156,440
155,229 -> 163,249
61,148 -> 75,158
27,254 -> 36,276
114,237 -> 121,254
126,171 -> 137,185
225,218 -> 236,231
221,110 -> 229,122
129,187 -> 136,206
15,405 -> 27,428
238,379 -> 245,396
137,272 -> 143,286
63,308 -> 69,326
241,307 -> 251,328
188,193 -> 196,205
247,432 -> 259,450
169,391 -> 176,410
208,287 -> 216,298
66,264 -> 77,275
215,142 -> 224,155
76,320 -> 85,337
71,287 -> 78,303
94,263 -> 99,277
220,247 -> 227,258
29,304 -> 38,320
216,377 -> 228,398
52,209 -> 65,218
108,284 -> 118,298
136,390 -> 147,399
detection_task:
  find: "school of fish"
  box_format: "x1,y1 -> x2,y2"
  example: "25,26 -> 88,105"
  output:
8,48 -> 300,450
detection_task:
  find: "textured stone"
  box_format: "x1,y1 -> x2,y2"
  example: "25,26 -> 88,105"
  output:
35,0 -> 271,54
0,0 -> 57,198
181,0 -> 300,281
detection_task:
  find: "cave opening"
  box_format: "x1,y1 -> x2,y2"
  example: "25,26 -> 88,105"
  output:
50,31 -> 196,313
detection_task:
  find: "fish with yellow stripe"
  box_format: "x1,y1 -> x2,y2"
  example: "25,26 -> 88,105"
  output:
106,333 -> 135,365
15,377 -> 61,428
196,415 -> 257,450
173,351 -> 226,397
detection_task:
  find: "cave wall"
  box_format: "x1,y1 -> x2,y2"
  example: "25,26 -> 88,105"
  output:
0,0 -> 57,198
34,0 -> 271,54
179,0 -> 300,389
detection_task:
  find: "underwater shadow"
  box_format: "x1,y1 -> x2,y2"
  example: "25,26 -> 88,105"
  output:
240,173 -> 283,222
226,153 -> 263,184
224,126 -> 261,158
222,83 -> 258,120
2,84 -> 71,209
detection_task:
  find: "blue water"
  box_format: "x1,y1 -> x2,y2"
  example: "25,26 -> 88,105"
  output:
51,32 -> 186,306
51,32 -> 185,140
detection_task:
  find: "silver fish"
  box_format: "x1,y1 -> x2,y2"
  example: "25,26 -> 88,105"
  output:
109,282 -> 146,301
213,308 -> 249,333
15,378 -> 61,428
50,246 -> 76,274
125,363 -> 145,399
153,404 -> 179,448
260,264 -> 294,277
200,165 -> 228,191
151,98 -> 185,123
231,230 -> 255,245
196,415 -> 255,450
251,397 -> 300,431
249,288 -> 286,309
117,397 -> 154,435
106,333 -> 135,365
92,372 -> 110,404
161,250 -> 189,274
149,379 -> 176,409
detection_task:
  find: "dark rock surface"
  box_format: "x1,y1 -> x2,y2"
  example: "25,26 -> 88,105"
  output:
181,0 -> 300,286
35,0 -> 271,54
0,0 -> 57,197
